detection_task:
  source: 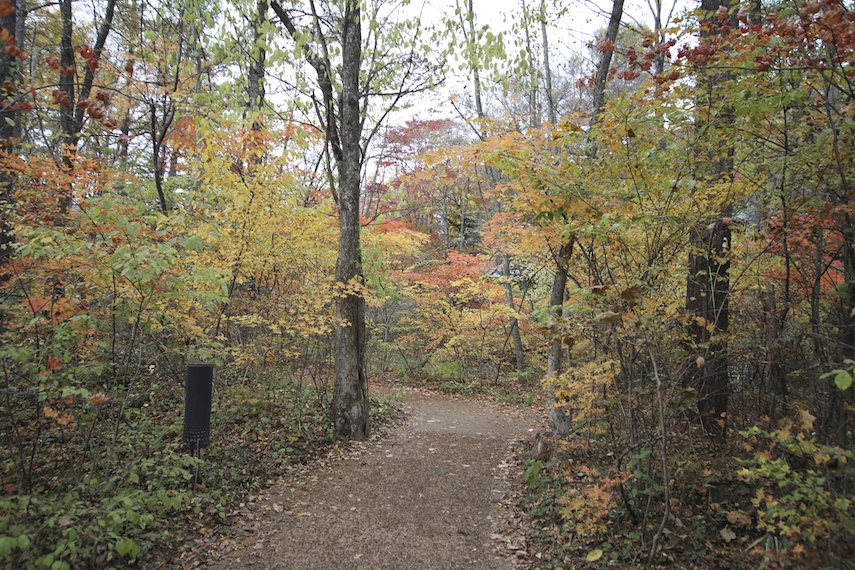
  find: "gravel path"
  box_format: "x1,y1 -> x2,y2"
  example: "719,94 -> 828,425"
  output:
205,388 -> 540,570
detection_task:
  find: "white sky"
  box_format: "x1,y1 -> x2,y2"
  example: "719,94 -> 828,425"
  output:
395,0 -> 690,122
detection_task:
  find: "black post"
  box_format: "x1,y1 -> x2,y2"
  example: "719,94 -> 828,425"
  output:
184,363 -> 213,450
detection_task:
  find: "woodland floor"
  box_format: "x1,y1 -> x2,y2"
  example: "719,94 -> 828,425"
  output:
203,384 -> 543,570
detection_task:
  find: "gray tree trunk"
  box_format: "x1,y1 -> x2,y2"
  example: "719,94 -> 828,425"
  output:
503,255 -> 525,373
546,240 -> 573,435
540,0 -> 556,125
248,1 -> 267,117
465,0 -> 484,122
332,0 -> 368,440
591,0 -> 625,123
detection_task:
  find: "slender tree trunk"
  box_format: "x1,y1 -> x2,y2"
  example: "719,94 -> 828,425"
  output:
458,192 -> 465,252
57,0 -> 116,209
332,0 -> 368,440
546,0 -> 624,435
150,103 -> 173,214
521,0 -> 539,128
540,0 -> 556,125
591,0 -> 625,124
465,0 -> 484,122
58,0 -> 76,210
652,0 -> 665,75
547,240 -> 572,377
546,239 -> 573,434
248,0 -> 268,119
0,0 -> 17,268
502,255 -> 525,372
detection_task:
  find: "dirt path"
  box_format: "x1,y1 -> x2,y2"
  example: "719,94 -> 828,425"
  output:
205,387 -> 540,570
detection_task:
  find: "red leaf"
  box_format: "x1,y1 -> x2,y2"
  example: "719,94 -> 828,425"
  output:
89,392 -> 112,405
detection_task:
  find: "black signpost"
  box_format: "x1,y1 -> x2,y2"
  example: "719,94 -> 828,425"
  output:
183,362 -> 213,452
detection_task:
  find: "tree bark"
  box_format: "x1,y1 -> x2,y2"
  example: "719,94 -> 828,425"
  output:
684,0 -> 736,438
57,0 -> 116,209
502,255 -> 525,373
0,0 -> 17,268
591,0 -> 625,124
248,0 -> 268,118
686,220 -> 730,436
546,239 -> 573,435
331,0 -> 368,440
547,239 -> 572,377
540,0 -> 556,125
521,0 -> 539,128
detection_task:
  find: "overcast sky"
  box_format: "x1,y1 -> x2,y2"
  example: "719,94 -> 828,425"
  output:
393,0 -> 690,123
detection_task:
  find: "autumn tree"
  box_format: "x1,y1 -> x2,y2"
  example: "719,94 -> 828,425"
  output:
270,0 -> 437,439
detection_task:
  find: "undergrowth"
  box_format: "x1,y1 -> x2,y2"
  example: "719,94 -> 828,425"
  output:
519,409 -> 855,569
0,376 -> 401,569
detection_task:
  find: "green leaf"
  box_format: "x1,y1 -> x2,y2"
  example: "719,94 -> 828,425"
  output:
834,370 -> 853,391
0,535 -> 15,558
114,537 -> 138,558
586,548 -> 604,561
523,460 -> 542,488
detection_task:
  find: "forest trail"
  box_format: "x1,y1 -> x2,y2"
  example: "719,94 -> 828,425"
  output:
205,387 -> 541,570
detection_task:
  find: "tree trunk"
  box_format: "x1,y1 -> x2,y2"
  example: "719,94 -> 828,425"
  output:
332,0 -> 368,440
58,0 -> 75,210
465,0 -> 484,122
540,0 -> 556,125
546,239 -> 573,435
57,0 -> 116,209
150,102 -> 174,214
547,239 -> 572,377
0,0 -> 17,268
502,255 -> 525,372
686,220 -> 730,436
684,0 -> 736,437
248,0 -> 267,118
591,0 -> 625,124
521,0 -> 539,128
546,0 -> 624,435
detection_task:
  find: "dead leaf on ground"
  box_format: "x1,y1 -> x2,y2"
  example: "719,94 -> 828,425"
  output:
719,526 -> 737,543
726,510 -> 751,526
